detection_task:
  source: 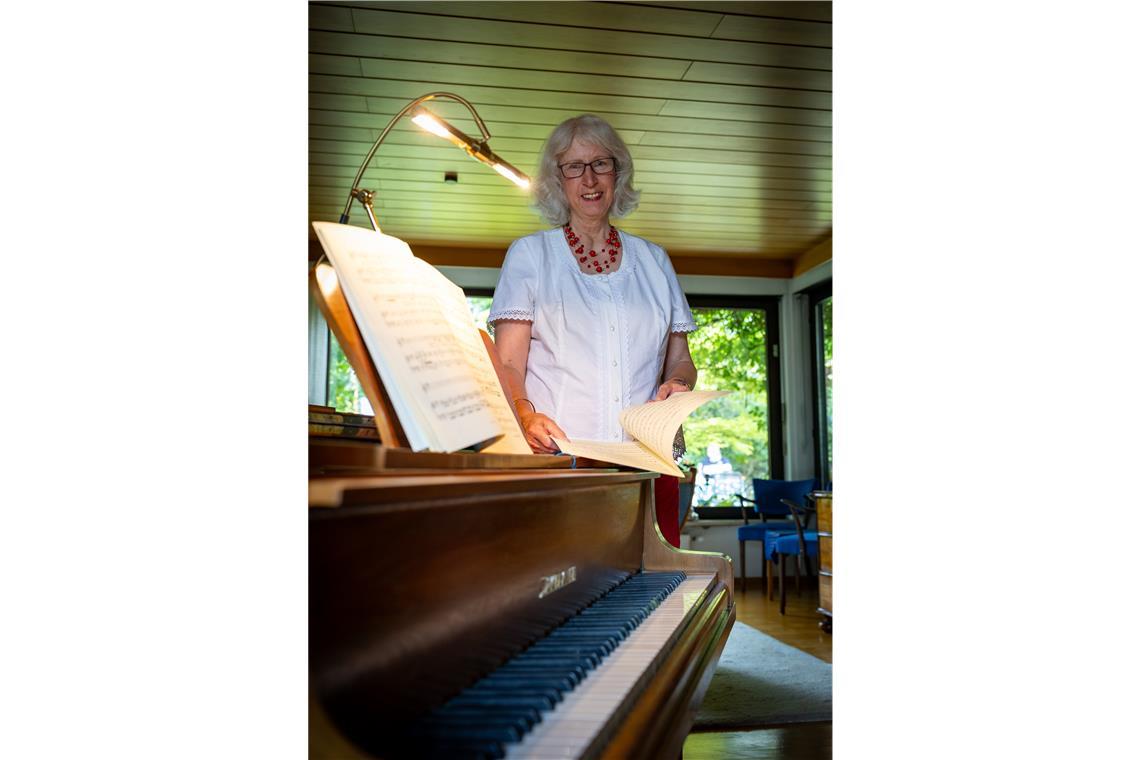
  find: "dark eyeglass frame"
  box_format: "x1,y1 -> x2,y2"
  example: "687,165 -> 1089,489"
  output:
557,156 -> 618,179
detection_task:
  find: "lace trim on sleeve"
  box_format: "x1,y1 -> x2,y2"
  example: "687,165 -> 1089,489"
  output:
487,309 -> 534,336
671,320 -> 697,334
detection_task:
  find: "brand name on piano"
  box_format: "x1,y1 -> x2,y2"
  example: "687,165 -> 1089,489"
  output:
538,566 -> 577,598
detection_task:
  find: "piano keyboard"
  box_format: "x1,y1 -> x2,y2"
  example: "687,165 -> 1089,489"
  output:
396,571 -> 716,760
505,573 -> 715,759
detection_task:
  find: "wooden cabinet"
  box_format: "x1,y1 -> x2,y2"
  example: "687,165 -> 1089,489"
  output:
815,491 -> 833,634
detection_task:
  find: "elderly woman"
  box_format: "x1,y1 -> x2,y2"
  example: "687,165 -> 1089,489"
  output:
489,114 -> 698,546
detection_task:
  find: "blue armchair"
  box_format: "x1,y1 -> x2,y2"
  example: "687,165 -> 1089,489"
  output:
765,497 -> 820,614
736,478 -> 816,592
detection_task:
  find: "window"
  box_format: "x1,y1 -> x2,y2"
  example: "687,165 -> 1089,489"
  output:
685,297 -> 783,505
327,339 -> 372,414
467,294 -> 492,334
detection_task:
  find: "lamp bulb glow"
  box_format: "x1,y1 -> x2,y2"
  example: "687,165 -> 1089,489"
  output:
493,163 -> 530,189
411,112 -> 453,140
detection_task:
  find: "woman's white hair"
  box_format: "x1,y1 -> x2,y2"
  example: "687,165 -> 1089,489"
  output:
531,114 -> 641,226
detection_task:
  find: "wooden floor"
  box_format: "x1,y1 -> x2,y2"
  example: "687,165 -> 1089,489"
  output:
683,575 -> 832,759
733,573 -> 832,664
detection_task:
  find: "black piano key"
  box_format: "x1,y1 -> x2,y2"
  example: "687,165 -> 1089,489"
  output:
433,706 -> 544,729
510,656 -> 599,674
405,723 -> 521,743
558,619 -> 633,628
452,696 -> 558,730
464,683 -> 565,703
476,679 -> 574,697
574,606 -> 647,619
495,663 -> 588,683
505,654 -> 594,669
521,645 -> 603,666
545,623 -> 625,635
552,632 -> 627,648
562,615 -> 638,626
490,667 -> 584,687
549,623 -> 629,638
416,742 -> 504,760
540,632 -> 618,651
511,650 -> 598,661
558,622 -> 635,637
418,712 -> 536,732
445,694 -> 555,711
496,656 -> 591,668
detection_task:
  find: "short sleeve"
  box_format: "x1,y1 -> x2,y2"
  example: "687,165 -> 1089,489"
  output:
488,237 -> 538,335
660,248 -> 696,334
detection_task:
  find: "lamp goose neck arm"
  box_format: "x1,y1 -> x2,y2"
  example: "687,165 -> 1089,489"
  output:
337,92 -> 498,228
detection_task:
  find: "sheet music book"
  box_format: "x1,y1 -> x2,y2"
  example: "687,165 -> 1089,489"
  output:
553,390 -> 728,476
312,222 -> 531,455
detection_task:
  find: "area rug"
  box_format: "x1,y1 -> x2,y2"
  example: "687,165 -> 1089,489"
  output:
693,622 -> 832,730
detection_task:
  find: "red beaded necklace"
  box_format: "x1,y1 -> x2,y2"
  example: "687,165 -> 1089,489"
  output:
564,224 -> 621,273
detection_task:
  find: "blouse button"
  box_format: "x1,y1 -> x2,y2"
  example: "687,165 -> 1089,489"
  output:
609,325 -> 615,332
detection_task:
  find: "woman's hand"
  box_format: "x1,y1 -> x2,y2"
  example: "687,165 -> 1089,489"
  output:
654,334 -> 697,402
653,378 -> 692,401
519,410 -> 568,454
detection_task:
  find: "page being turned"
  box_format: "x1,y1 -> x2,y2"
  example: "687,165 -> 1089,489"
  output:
618,390 -> 729,462
550,438 -> 680,477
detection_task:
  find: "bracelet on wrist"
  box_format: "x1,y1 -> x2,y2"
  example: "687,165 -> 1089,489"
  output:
514,398 -> 537,414
667,378 -> 692,391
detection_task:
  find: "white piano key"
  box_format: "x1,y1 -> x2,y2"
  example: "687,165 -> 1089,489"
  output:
504,574 -> 716,759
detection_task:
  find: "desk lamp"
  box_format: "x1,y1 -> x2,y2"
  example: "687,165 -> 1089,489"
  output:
337,91 -> 530,232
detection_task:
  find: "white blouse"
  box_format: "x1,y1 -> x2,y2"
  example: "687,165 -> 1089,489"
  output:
489,227 -> 696,443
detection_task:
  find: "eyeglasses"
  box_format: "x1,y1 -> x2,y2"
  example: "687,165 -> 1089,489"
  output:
558,157 -> 617,179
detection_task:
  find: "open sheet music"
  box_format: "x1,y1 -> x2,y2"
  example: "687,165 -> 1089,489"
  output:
553,390 -> 728,476
312,222 -> 531,455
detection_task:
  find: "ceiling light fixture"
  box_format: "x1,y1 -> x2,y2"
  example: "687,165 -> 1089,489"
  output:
337,91 -> 530,231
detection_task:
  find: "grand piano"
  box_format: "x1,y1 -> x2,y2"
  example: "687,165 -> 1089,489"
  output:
310,448 -> 736,759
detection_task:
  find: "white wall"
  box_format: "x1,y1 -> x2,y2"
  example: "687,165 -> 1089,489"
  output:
676,273 -> 786,296
680,523 -> 782,582
437,265 -> 501,290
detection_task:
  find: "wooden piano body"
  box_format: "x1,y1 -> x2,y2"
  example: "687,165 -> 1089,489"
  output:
310,462 -> 735,759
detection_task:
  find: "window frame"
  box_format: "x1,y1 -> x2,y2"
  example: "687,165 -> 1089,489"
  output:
802,280 -> 833,487
309,285 -> 330,407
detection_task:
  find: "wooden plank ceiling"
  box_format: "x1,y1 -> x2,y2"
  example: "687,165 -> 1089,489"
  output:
309,1 -> 832,277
